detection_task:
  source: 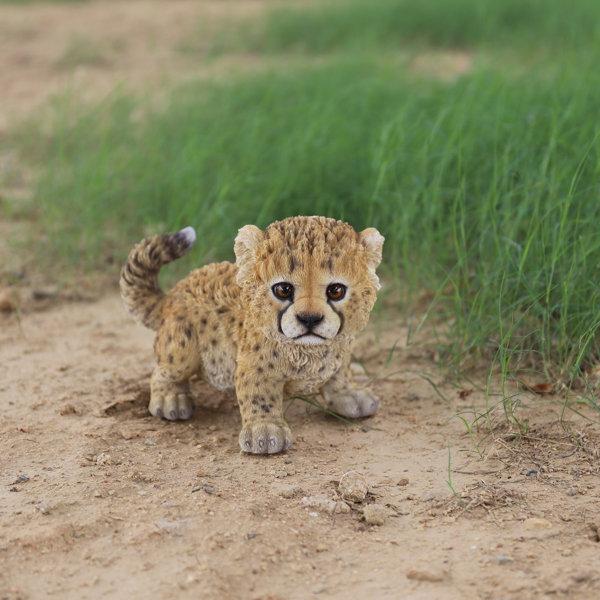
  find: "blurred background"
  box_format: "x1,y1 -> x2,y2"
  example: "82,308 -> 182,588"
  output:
1,0 -> 600,392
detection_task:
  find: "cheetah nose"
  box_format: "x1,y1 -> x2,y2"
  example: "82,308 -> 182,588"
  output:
296,312 -> 324,330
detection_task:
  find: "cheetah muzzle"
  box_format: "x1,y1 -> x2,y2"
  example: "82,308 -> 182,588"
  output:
120,216 -> 384,454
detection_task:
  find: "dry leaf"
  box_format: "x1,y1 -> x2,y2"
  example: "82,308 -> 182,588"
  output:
530,382 -> 554,394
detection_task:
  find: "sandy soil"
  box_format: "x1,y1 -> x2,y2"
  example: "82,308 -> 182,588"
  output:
1,2 -> 600,599
2,295 -> 600,599
0,0 -> 278,128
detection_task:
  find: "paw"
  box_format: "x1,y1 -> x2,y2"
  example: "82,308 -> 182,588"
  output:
324,388 -> 380,418
149,390 -> 195,421
239,421 -> 293,454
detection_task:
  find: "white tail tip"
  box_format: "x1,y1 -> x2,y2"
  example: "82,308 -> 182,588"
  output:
178,226 -> 196,246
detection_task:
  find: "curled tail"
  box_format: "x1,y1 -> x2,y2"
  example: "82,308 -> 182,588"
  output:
120,226 -> 196,330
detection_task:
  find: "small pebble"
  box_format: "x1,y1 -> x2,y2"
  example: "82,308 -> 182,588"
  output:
338,471 -> 368,502
567,487 -> 576,496
278,484 -> 303,499
13,475 -> 29,484
397,478 -> 409,487
35,503 -> 51,515
96,453 -> 112,466
363,503 -> 387,525
406,568 -> 447,582
523,517 -> 552,530
302,495 -> 350,515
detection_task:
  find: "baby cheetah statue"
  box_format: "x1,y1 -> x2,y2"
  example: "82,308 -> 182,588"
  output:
120,216 -> 384,454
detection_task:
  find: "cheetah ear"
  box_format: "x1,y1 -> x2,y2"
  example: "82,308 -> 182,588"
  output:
359,227 -> 385,290
234,224 -> 264,286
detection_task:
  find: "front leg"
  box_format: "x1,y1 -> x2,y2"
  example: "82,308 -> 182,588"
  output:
235,361 -> 293,454
320,354 -> 380,418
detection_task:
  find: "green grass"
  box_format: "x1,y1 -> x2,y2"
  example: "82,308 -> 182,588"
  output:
214,0 -> 600,57
5,0 -> 600,412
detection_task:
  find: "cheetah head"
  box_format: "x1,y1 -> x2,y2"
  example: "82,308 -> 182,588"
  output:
234,216 -> 384,345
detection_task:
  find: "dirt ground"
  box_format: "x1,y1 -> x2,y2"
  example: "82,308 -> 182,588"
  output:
1,2 -> 600,599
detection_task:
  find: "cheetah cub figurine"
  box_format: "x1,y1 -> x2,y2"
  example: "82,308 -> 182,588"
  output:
120,216 -> 384,454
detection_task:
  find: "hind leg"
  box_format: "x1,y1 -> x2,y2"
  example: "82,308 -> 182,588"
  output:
150,368 -> 196,420
149,317 -> 201,421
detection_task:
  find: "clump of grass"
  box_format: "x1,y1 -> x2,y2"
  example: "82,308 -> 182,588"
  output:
19,56 -> 600,380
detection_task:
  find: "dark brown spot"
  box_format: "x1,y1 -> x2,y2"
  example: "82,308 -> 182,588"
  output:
168,354 -> 174,364
267,363 -> 274,370
253,344 -> 260,352
184,326 -> 193,340
210,339 -> 218,346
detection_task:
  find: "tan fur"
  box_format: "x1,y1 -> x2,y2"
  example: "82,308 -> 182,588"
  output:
120,216 -> 384,454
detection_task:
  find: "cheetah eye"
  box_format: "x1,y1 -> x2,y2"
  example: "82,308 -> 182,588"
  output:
272,282 -> 294,300
326,283 -> 346,301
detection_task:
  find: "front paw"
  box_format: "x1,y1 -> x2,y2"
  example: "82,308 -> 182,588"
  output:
149,389 -> 195,421
239,421 -> 293,454
324,388 -> 380,418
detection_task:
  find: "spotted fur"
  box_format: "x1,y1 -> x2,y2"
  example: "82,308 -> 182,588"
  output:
120,216 -> 384,454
